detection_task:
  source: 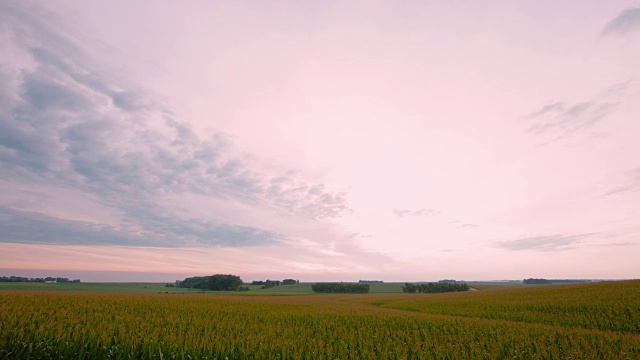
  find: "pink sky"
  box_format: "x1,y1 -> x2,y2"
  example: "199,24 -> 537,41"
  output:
1,1 -> 639,282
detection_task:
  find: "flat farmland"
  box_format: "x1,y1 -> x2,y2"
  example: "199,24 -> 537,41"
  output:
1,281 -> 639,359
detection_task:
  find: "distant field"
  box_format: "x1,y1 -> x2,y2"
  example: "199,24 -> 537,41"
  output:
0,281 -> 406,294
1,281 -> 639,358
467,281 -> 529,290
0,282 -> 194,293
0,280 -> 596,294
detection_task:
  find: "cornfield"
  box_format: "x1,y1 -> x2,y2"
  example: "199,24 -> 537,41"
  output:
1,280 -> 639,359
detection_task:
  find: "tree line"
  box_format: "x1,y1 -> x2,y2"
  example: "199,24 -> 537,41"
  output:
523,278 -> 551,284
311,282 -> 370,293
177,274 -> 244,291
0,276 -> 80,283
523,278 -> 592,284
402,282 -> 469,293
251,279 -> 299,288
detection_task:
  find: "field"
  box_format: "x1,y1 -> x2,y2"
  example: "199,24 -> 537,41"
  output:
1,281 -> 639,359
0,281 -> 534,294
0,281 -> 409,294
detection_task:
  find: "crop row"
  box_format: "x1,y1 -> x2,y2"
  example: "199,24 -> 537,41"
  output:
371,280 -> 640,333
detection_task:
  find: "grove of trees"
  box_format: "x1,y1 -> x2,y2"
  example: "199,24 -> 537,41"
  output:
402,282 -> 469,293
177,274 -> 243,291
261,280 -> 281,289
523,278 -> 552,284
311,282 -> 370,293
251,279 -> 299,288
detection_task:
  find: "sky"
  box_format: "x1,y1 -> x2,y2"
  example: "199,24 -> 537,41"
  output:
1,1 -> 639,282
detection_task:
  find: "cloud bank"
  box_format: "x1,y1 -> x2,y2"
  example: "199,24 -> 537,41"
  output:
0,3 -> 350,247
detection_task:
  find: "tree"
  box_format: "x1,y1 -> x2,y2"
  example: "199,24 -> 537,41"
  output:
311,282 -> 369,293
523,278 -> 551,284
177,274 -> 243,291
402,283 -> 418,293
402,282 -> 469,293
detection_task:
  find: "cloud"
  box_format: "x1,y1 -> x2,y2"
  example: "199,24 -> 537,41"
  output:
603,167 -> 640,196
591,242 -> 637,247
526,100 -> 617,143
0,205 -> 282,248
602,8 -> 640,36
0,2 -> 350,247
602,79 -> 634,95
392,208 -> 440,217
493,233 -> 599,252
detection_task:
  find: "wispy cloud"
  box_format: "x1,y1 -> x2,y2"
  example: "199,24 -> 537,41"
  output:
392,208 -> 440,217
493,233 -> 599,252
0,2 -> 349,247
591,242 -> 637,247
526,100 -> 617,143
602,8 -> 640,36
603,167 -> 640,196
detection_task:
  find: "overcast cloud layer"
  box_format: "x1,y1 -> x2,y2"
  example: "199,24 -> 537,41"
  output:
1,1 -> 639,281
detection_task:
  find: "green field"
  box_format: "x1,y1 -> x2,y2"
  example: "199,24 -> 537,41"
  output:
0,281 -> 530,294
1,280 -> 639,359
0,281 -> 408,294
0,282 -> 187,293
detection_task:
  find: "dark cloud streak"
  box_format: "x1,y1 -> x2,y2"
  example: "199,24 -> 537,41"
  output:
602,8 -> 640,36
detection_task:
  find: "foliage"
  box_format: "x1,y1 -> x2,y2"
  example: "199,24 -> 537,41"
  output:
402,281 -> 469,293
359,280 -> 383,283
524,278 -> 552,284
311,282 -> 370,293
252,279 -> 298,287
261,280 -> 281,289
177,274 -> 243,291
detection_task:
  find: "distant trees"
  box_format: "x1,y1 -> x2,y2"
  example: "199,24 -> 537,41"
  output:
251,279 -> 299,287
0,276 -> 80,283
359,280 -> 383,283
402,282 -> 469,293
262,280 -> 281,289
177,274 -> 243,291
523,278 -> 552,284
311,282 -> 370,293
